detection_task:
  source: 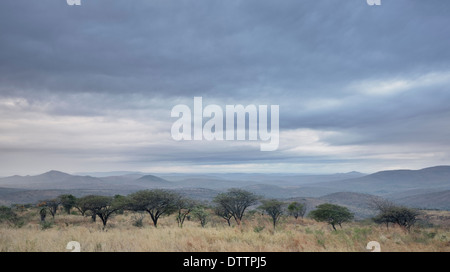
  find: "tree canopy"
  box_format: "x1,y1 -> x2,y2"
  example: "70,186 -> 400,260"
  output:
213,188 -> 259,225
287,201 -> 306,220
372,201 -> 420,231
127,189 -> 179,227
259,199 -> 285,229
309,203 -> 354,231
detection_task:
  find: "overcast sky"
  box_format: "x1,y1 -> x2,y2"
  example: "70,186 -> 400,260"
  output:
0,0 -> 449,176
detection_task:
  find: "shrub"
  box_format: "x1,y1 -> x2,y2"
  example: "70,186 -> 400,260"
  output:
0,206 -> 24,228
253,225 -> 265,233
40,220 -> 54,230
131,213 -> 145,228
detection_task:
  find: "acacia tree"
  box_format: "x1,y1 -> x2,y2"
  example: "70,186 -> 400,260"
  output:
81,195 -> 126,229
214,205 -> 233,226
127,189 -> 179,227
75,195 -> 101,220
309,203 -> 354,231
0,206 -> 21,227
372,201 -> 420,232
174,197 -> 197,228
44,199 -> 60,219
287,201 -> 306,220
191,206 -> 209,228
59,194 -> 77,214
259,199 -> 285,229
213,189 -> 259,225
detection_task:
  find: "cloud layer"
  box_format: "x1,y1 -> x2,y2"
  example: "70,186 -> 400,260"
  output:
0,0 -> 449,175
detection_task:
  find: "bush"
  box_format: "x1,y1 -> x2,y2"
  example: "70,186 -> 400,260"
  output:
253,225 -> 265,233
0,206 -> 24,228
131,213 -> 145,228
372,204 -> 420,232
40,220 -> 54,230
192,206 -> 209,228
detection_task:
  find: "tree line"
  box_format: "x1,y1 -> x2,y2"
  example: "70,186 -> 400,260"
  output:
1,188 -> 421,232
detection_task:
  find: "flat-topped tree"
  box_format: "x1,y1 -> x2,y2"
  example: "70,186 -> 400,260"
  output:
127,189 -> 179,228
74,196 -> 90,217
43,199 -> 60,219
287,201 -> 306,220
80,195 -> 126,229
371,201 -> 420,232
259,199 -> 285,229
309,203 -> 354,231
213,188 -> 259,225
59,194 -> 76,214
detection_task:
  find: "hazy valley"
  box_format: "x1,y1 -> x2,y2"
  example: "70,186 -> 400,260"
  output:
1,166 -> 450,219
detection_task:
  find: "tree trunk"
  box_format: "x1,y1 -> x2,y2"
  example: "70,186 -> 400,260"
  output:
100,216 -> 107,230
39,208 -> 47,222
148,211 -> 158,227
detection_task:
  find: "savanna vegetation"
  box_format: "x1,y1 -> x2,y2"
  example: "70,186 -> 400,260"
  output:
0,189 -> 449,252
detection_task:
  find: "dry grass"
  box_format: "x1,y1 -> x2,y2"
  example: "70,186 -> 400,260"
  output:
1,210 -> 449,252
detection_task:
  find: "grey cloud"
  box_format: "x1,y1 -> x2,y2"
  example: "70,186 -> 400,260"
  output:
0,0 -> 449,174
2,0 -> 449,99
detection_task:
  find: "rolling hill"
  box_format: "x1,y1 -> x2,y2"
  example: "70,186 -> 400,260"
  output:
390,190 -> 450,210
0,170 -> 109,190
306,166 -> 450,196
131,175 -> 174,188
0,166 -> 449,215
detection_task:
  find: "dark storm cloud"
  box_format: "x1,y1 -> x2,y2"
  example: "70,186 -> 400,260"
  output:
0,0 -> 449,174
2,0 -> 448,99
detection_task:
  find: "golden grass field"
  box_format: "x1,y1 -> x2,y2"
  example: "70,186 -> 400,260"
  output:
1,209 -> 449,252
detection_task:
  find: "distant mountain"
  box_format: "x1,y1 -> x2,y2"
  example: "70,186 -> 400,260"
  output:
0,167 -> 449,213
0,170 -> 108,190
286,192 -> 384,219
75,171 -> 146,178
170,177 -> 248,189
36,170 -> 72,180
99,174 -> 144,184
319,192 -> 384,219
132,175 -> 174,188
307,166 -> 450,196
0,187 -> 125,206
243,184 -> 297,198
157,172 -> 366,189
391,190 -> 450,210
172,187 -> 222,202
204,172 -> 366,186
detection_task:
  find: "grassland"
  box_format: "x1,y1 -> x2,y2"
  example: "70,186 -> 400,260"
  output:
0,209 -> 449,252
